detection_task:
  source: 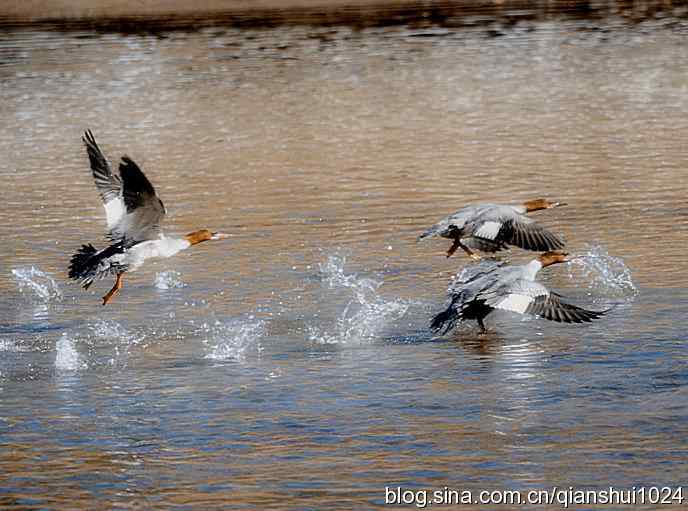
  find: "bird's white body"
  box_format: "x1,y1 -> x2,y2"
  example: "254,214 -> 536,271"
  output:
521,259 -> 543,280
104,199 -> 125,230
123,236 -> 191,272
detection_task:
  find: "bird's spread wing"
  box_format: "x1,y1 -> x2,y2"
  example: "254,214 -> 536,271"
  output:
522,293 -> 606,323
472,212 -> 564,252
116,156 -> 166,243
82,130 -> 125,231
463,235 -> 508,253
501,216 -> 565,251
486,280 -> 549,312
489,280 -> 605,323
82,132 -> 166,244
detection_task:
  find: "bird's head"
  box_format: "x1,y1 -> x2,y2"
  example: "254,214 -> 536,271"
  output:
538,250 -> 569,267
185,229 -> 230,245
523,198 -> 567,212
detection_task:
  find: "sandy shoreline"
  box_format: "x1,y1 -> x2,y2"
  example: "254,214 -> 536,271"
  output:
1,0 -> 684,30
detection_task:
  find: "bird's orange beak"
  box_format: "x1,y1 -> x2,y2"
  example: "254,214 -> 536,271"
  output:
210,232 -> 230,240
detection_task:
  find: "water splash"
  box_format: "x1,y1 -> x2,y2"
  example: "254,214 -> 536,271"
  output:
204,318 -> 266,362
86,320 -> 145,366
567,244 -> 637,298
308,255 -> 409,344
0,339 -> 25,352
89,319 -> 144,345
154,270 -> 186,290
55,333 -> 85,371
12,266 -> 62,302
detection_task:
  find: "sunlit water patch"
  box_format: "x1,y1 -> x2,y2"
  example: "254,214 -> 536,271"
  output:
567,244 -> 638,298
11,266 -> 63,302
308,255 -> 409,344
203,317 -> 266,362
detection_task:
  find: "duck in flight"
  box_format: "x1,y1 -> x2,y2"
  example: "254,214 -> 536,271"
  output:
419,199 -> 566,260
430,251 -> 607,334
68,130 -> 228,305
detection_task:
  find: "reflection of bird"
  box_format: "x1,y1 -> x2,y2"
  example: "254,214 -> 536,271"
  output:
419,199 -> 566,259
430,251 -> 607,334
68,131 -> 228,305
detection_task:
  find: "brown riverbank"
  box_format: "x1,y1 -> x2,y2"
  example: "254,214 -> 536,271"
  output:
1,0 -> 686,31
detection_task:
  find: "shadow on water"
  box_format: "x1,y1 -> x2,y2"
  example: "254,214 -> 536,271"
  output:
447,330 -> 504,356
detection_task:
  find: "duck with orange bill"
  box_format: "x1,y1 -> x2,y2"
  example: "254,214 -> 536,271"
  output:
419,199 -> 566,260
430,251 -> 607,334
68,130 -> 229,305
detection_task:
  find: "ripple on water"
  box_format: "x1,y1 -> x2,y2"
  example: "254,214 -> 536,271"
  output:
567,244 -> 638,299
307,255 -> 409,345
11,266 -> 63,302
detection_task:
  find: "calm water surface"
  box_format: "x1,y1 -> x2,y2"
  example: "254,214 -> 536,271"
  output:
1,18 -> 687,509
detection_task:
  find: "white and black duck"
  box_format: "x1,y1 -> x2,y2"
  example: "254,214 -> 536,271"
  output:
431,251 -> 607,334
419,199 -> 566,259
68,131 -> 229,305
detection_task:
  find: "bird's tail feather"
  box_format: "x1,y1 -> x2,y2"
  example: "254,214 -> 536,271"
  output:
417,227 -> 437,241
417,232 -> 429,241
68,242 -> 125,289
430,303 -> 463,334
68,244 -> 99,287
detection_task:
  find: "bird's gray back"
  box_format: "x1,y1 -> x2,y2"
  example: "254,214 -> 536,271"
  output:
466,204 -> 524,230
420,203 -> 503,239
452,262 -> 534,309
447,260 -> 513,308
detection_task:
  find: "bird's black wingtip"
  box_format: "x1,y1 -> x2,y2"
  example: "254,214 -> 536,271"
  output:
430,307 -> 457,334
82,129 -> 98,147
596,305 -> 615,317
120,155 -> 143,172
577,305 -> 611,323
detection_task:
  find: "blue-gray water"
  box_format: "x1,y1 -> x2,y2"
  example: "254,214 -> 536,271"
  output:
1,18 -> 687,509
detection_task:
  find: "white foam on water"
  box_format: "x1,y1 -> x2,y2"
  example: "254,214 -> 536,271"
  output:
154,270 -> 186,290
55,333 -> 85,371
12,266 -> 62,302
566,244 -> 638,298
203,318 -> 266,362
308,255 -> 409,345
